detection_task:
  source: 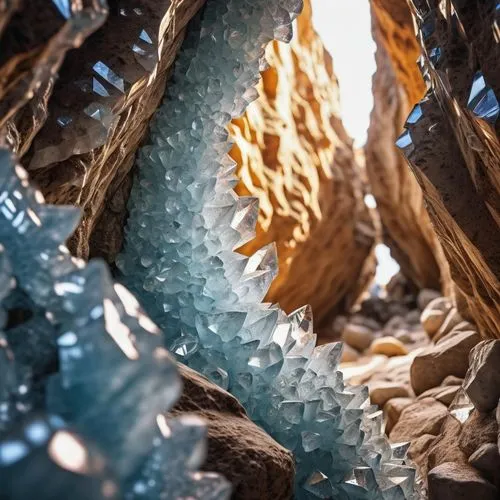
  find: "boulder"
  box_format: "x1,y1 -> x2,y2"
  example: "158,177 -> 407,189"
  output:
464,340 -> 500,413
408,434 -> 436,478
458,410 -> 498,459
426,416 -> 467,476
341,324 -> 375,352
410,330 -> 481,395
349,314 -> 382,332
340,344 -> 360,363
369,382 -> 410,408
428,462 -> 498,500
420,297 -> 453,338
172,365 -> 295,500
433,308 -> 465,343
469,443 -> 500,488
417,289 -> 442,311
417,385 -> 460,406
389,397 -> 448,442
369,336 -> 408,357
442,375 -> 464,387
383,397 -> 414,434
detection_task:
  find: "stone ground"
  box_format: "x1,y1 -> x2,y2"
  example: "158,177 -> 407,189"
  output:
318,273 -> 500,498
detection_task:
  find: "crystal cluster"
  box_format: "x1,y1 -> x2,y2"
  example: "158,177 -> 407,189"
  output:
117,1 -> 421,497
0,147 -> 230,499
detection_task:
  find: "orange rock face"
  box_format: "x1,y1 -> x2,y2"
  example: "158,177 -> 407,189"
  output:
229,0 -> 377,327
365,0 -> 450,292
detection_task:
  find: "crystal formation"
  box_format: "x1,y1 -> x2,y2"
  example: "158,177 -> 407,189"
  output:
0,146 -> 230,499
117,0 -> 421,497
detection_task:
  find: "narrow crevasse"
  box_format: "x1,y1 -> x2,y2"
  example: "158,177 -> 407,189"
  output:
116,0 -> 421,497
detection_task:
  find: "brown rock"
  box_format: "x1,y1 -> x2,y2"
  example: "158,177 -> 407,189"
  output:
427,416 -> 467,476
229,0 -> 377,327
417,385 -> 460,406
433,308 -> 465,343
464,340 -> 500,413
341,344 -> 360,363
459,410 -> 498,459
370,336 -> 408,357
420,297 -> 453,338
389,397 -> 448,442
407,434 -> 436,478
369,382 -> 410,408
342,324 -> 375,352
366,0 -> 450,291
428,462 -> 498,500
417,289 -> 442,311
442,375 -> 464,387
469,443 -> 500,488
410,330 -> 481,395
172,365 -> 295,500
383,397 -> 414,434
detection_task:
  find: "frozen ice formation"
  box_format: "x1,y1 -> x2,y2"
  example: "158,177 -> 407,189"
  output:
0,147 -> 230,499
117,0 -> 421,498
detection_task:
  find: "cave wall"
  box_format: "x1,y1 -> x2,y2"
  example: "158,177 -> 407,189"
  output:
229,0 -> 377,327
366,0 -> 451,292
398,1 -> 500,338
2,0 -> 206,262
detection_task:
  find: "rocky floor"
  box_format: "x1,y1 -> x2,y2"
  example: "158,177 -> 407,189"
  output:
318,274 -> 500,498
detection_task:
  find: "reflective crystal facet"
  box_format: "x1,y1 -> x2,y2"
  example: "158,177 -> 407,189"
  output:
117,1 -> 421,497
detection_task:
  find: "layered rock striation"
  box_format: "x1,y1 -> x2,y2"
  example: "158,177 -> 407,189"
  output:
229,0 -> 377,325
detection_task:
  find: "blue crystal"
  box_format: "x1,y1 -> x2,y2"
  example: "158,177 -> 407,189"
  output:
0,147 -> 230,498
428,47 -> 441,65
395,130 -> 415,158
467,72 -> 500,123
406,104 -> 423,125
117,0 -> 421,497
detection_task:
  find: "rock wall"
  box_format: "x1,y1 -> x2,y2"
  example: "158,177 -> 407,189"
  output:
3,0 -> 205,262
229,0 -> 377,327
397,1 -> 500,338
366,0 -> 450,293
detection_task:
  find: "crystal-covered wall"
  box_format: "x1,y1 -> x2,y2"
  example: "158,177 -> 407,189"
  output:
397,0 -> 500,338
117,0 -> 421,497
0,146 -> 230,499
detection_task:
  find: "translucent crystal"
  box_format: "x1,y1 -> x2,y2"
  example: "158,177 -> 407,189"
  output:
0,147 -> 229,498
467,72 -> 500,124
117,1 -> 421,497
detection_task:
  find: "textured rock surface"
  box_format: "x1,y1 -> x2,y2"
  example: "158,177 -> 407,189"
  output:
428,462 -> 498,500
366,0 -> 449,291
172,365 -> 294,500
229,0 -> 377,326
5,0 -> 206,262
410,330 -> 481,395
464,340 -> 500,413
400,1 -> 500,338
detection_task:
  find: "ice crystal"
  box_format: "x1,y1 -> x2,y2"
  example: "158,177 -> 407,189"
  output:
117,0 -> 421,497
0,147 -> 230,499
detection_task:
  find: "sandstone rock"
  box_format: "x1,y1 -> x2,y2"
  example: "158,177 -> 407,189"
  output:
469,443 -> 500,488
459,410 -> 498,459
428,462 -> 498,500
172,364 -> 295,499
410,330 -> 481,395
366,0 -> 450,291
408,433 -> 436,478
404,309 -> 422,325
393,329 -> 413,344
426,416 -> 466,476
383,397 -> 414,434
433,308 -> 465,343
229,0 -> 377,327
369,382 -> 410,408
370,336 -> 408,357
349,314 -> 382,332
442,375 -> 464,387
341,324 -> 375,352
418,385 -> 460,406
340,355 -> 388,384
417,289 -> 442,311
389,397 -> 448,442
420,297 -> 453,339
464,340 -> 500,413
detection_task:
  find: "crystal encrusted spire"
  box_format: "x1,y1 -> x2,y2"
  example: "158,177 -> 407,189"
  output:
117,1 -> 421,497
0,147 -> 230,499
